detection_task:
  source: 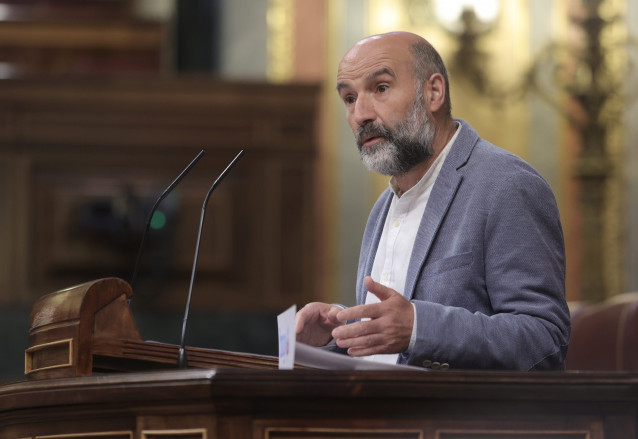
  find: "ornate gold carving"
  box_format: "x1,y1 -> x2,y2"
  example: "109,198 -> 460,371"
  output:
25,338 -> 73,375
267,0 -> 295,82
600,0 -> 627,301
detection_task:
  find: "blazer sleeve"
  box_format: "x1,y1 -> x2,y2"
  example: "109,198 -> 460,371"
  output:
403,170 -> 570,370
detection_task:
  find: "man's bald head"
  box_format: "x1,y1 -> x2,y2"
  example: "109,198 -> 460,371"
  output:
339,32 -> 451,117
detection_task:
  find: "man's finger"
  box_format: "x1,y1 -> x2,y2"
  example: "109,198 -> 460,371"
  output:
335,301 -> 383,322
332,318 -> 377,340
363,276 -> 399,301
336,332 -> 383,350
326,305 -> 343,325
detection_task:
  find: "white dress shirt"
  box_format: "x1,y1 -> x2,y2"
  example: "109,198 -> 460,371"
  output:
362,123 -> 460,364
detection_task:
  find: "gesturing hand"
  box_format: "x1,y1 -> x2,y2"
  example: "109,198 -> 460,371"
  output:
295,302 -> 344,347
332,276 -> 414,357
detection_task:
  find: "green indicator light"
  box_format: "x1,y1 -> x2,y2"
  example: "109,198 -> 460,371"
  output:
150,211 -> 167,230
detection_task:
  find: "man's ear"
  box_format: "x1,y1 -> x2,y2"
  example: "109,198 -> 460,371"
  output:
424,73 -> 446,113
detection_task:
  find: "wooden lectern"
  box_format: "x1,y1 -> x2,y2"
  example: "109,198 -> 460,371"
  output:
2,278 -> 638,439
24,278 -> 278,380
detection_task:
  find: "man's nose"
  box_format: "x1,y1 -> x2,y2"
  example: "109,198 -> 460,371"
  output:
352,94 -> 376,127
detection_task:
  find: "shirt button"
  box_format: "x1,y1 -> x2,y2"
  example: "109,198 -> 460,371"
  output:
382,273 -> 390,282
393,219 -> 401,227
422,360 -> 432,368
431,362 -> 441,370
440,363 -> 450,370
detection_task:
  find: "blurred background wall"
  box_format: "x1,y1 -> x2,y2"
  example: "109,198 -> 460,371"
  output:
0,0 -> 636,382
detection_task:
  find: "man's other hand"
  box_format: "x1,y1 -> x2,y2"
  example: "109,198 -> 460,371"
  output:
332,276 -> 413,356
295,302 -> 344,346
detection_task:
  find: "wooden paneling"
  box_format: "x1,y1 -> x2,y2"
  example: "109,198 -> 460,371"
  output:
0,0 -> 167,77
0,78 -> 321,310
0,369 -> 636,439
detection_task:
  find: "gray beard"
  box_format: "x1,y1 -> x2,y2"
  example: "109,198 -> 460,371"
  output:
356,98 -> 435,176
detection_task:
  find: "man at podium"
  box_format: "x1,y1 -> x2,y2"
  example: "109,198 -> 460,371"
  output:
296,32 -> 570,371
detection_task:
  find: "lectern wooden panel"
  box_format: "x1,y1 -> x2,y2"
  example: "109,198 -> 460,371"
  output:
10,277 -> 638,439
2,369 -> 638,439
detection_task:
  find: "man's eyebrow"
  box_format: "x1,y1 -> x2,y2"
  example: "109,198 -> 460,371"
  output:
365,67 -> 396,82
336,67 -> 397,93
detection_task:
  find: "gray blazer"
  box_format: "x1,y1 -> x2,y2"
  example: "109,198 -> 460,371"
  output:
356,119 -> 570,370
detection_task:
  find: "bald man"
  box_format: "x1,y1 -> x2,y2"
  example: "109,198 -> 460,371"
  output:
296,32 -> 570,370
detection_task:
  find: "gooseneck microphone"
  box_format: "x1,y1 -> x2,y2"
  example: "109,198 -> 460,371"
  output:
130,150 -> 205,292
177,149 -> 245,368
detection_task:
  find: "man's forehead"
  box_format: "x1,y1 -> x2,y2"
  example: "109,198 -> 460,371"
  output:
354,32 -> 420,51
343,36 -> 412,64
337,40 -> 413,82
339,38 -> 412,71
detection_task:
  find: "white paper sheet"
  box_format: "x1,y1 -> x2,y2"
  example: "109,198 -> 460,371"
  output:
295,342 -> 426,371
277,304 -> 297,369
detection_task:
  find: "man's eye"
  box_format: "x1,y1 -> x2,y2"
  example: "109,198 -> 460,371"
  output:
378,85 -> 389,93
344,96 -> 356,104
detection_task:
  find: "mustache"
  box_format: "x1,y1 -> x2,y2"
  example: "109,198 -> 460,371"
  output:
356,122 -> 392,148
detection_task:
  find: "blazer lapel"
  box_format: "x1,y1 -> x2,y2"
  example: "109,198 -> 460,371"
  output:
403,169 -> 462,299
403,119 -> 477,300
